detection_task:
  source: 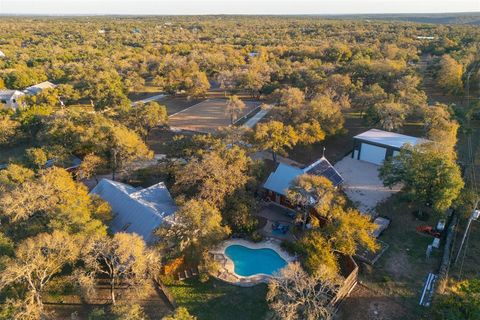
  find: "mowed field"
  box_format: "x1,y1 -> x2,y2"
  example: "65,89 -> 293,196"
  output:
168,98 -> 261,133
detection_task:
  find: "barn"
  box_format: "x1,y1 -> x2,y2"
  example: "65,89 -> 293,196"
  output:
352,129 -> 425,165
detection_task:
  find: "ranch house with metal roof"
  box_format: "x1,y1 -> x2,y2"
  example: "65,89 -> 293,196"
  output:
91,179 -> 177,244
263,156 -> 343,208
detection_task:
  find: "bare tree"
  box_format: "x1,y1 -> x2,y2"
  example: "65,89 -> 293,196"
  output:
226,95 -> 246,124
80,233 -> 161,305
0,231 -> 80,317
267,262 -> 338,320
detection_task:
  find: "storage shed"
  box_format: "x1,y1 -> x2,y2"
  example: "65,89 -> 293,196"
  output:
352,129 -> 425,165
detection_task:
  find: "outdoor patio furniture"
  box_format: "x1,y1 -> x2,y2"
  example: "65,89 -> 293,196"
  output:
272,222 -> 289,234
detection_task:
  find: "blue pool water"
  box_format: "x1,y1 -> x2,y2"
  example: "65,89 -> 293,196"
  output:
224,245 -> 287,276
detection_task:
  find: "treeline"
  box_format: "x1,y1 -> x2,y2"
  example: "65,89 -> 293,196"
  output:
0,16 -> 478,320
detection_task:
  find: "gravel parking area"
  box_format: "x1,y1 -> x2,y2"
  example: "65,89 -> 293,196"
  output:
334,156 -> 401,216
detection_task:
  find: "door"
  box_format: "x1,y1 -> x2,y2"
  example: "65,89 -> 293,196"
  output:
359,143 -> 387,165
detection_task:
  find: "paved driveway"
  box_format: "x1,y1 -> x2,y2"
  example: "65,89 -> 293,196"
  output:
334,156 -> 401,216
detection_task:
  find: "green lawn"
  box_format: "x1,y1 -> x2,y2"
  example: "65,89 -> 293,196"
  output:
366,194 -> 442,314
164,277 -> 269,320
0,142 -> 30,164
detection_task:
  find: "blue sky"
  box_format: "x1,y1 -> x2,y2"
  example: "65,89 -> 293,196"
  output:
0,0 -> 478,15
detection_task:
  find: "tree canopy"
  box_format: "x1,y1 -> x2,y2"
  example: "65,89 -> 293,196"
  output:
380,146 -> 464,213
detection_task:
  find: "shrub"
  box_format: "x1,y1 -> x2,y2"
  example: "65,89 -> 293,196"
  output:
111,304 -> 149,320
250,231 -> 264,243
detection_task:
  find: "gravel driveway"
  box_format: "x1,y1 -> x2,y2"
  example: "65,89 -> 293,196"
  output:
334,156 -> 401,216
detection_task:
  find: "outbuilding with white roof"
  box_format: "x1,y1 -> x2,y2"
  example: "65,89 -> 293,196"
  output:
24,81 -> 57,95
352,129 -> 426,165
0,90 -> 25,109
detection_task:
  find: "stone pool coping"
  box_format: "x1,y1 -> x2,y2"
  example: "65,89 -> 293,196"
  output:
209,238 -> 296,286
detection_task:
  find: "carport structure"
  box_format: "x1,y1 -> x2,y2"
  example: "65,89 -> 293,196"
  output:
351,129 -> 426,165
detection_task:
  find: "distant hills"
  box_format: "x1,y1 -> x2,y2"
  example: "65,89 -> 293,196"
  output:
324,12 -> 480,25
0,12 -> 479,25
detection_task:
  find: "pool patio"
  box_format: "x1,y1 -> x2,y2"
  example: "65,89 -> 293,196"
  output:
210,238 -> 296,286
255,203 -> 297,241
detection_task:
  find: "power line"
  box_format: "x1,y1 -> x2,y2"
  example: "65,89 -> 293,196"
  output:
453,61 -> 480,270
459,219 -> 473,278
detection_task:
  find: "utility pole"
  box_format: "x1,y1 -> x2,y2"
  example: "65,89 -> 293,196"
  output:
454,200 -> 479,264
454,62 -> 480,265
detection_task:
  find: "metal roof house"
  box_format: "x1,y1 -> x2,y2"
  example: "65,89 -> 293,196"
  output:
24,81 -> 57,95
352,129 -> 426,165
0,90 -> 25,109
263,156 -> 343,206
91,179 -> 177,244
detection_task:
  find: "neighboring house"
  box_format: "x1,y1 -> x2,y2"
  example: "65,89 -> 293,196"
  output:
0,90 -> 25,109
91,179 -> 177,244
352,129 -> 426,165
263,156 -> 343,207
416,36 -> 436,40
24,81 -> 57,95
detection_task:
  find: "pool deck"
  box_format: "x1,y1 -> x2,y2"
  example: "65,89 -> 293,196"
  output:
210,238 -> 296,286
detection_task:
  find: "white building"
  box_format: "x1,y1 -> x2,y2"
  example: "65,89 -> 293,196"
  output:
24,81 -> 57,95
352,129 -> 426,165
0,90 -> 25,109
91,179 -> 177,244
0,50 -> 5,58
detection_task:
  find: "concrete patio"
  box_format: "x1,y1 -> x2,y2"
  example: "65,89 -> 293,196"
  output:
334,155 -> 401,216
256,203 -> 297,241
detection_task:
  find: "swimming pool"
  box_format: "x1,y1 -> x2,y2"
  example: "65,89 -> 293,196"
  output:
224,244 -> 287,277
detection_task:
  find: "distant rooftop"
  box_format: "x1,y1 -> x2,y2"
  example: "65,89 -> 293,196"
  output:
354,129 -> 425,149
0,89 -> 24,100
24,81 -> 57,95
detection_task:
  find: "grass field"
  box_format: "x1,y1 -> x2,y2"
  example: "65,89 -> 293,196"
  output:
168,98 -> 260,133
0,142 -> 30,164
127,85 -> 164,101
338,194 -> 442,320
44,278 -> 172,319
419,54 -> 480,285
164,277 -> 269,320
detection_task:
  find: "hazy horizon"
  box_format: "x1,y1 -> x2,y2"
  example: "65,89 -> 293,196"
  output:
0,0 -> 478,15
